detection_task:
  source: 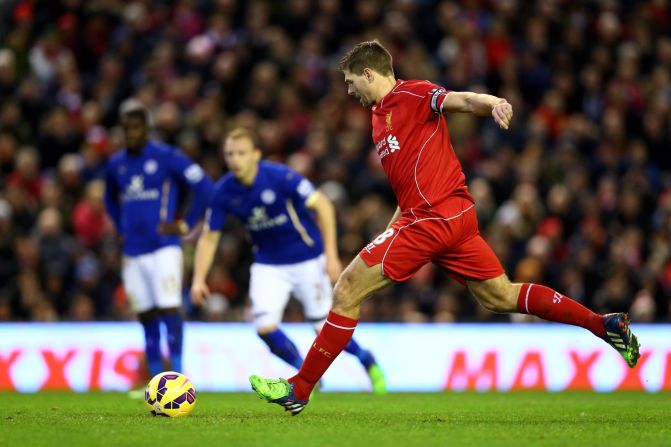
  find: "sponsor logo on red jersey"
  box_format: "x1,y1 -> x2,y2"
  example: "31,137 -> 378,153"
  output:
375,135 -> 401,160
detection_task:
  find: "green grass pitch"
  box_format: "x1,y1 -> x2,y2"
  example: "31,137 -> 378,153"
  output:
2,392 -> 670,447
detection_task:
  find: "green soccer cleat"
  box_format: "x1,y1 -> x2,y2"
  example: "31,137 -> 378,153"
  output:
249,375 -> 308,416
601,313 -> 641,368
368,364 -> 387,395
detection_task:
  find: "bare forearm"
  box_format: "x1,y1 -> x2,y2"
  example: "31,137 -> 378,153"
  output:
442,91 -> 513,129
463,93 -> 507,116
315,201 -> 338,259
306,191 -> 339,259
192,230 -> 220,284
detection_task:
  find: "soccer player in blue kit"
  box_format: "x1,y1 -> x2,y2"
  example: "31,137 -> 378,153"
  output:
190,128 -> 386,394
104,101 -> 213,381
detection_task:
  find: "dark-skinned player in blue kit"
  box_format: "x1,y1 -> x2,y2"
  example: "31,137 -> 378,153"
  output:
104,101 -> 213,390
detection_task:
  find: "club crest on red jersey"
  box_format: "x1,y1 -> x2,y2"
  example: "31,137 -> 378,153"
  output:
385,111 -> 393,131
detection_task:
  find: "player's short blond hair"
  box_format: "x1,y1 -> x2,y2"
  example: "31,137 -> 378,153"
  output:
338,40 -> 394,76
224,127 -> 259,149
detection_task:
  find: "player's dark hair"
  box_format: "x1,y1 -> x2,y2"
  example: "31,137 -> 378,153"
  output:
121,108 -> 149,124
119,98 -> 150,125
338,40 -> 394,76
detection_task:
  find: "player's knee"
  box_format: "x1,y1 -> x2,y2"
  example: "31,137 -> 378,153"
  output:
256,325 -> 277,335
138,308 -> 160,323
159,307 -> 181,316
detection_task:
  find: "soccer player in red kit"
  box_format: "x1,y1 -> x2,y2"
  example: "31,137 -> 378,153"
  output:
249,40 -> 640,415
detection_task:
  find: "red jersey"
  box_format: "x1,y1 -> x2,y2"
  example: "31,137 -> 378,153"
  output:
371,79 -> 474,212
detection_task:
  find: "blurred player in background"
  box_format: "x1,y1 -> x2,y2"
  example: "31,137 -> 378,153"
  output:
250,40 -> 641,415
190,128 -> 386,395
104,100 -> 213,387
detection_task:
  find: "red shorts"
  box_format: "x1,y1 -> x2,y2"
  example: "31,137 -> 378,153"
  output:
360,198 -> 504,283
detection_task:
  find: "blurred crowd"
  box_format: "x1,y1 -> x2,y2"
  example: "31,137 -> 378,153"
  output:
0,0 -> 670,323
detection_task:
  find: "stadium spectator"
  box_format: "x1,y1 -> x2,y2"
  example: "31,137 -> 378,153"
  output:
72,179 -> 108,250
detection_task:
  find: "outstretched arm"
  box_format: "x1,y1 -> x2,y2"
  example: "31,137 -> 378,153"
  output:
441,92 -> 513,129
306,190 -> 342,283
190,227 -> 222,306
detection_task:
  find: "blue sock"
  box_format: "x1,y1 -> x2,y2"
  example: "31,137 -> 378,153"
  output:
141,317 -> 163,376
259,329 -> 303,369
344,338 -> 376,370
162,314 -> 184,373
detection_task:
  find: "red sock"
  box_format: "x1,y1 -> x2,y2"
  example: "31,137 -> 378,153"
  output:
289,311 -> 357,400
517,283 -> 605,338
